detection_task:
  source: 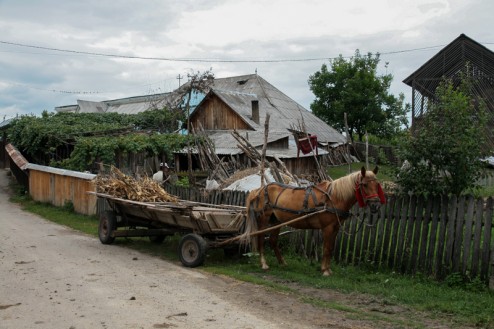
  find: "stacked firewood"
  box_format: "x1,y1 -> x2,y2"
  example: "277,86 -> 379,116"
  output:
95,166 -> 179,203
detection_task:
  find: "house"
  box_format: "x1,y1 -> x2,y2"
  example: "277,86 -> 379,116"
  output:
185,74 -> 348,176
403,34 -> 494,148
54,74 -> 349,177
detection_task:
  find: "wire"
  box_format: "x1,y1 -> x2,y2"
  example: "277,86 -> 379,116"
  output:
1,39 -> 484,63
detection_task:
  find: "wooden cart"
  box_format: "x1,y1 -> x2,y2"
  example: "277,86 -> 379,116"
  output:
90,192 -> 246,268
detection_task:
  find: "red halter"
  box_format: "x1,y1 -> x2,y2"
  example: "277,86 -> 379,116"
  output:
355,177 -> 386,208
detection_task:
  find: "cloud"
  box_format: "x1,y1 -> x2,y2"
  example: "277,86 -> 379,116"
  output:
0,0 -> 492,119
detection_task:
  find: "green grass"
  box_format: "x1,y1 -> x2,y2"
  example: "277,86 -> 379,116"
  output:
8,186 -> 494,329
328,162 -> 396,181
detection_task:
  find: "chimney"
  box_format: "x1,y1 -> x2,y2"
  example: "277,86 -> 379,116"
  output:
251,100 -> 260,124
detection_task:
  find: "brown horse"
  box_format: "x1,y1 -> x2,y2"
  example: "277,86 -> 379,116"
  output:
244,166 -> 385,276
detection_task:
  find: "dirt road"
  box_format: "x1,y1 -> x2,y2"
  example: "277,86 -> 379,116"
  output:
0,170 -> 364,329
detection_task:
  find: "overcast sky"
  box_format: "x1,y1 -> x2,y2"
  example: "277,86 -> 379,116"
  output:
1,0 -> 493,121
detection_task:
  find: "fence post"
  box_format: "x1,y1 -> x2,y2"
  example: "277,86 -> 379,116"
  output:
490,244 -> 494,290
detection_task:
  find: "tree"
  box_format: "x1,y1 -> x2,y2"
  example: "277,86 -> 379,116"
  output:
397,77 -> 489,195
308,50 -> 409,142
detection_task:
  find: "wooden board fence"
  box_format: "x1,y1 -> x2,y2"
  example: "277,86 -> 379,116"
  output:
333,194 -> 494,284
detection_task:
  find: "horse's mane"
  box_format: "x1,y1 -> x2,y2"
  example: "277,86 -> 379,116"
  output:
330,170 -> 376,201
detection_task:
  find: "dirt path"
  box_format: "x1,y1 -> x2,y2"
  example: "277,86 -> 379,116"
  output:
0,170 -> 453,329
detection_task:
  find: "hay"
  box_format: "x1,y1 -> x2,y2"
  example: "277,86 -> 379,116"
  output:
95,166 -> 179,203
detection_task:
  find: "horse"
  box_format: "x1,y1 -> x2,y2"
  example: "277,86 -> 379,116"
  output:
244,166 -> 385,276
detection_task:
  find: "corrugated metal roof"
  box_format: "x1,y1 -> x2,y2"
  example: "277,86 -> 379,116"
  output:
77,100 -> 107,113
0,118 -> 14,129
55,92 -> 181,115
26,163 -> 97,180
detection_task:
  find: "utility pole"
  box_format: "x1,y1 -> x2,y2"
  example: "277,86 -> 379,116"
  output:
177,74 -> 183,87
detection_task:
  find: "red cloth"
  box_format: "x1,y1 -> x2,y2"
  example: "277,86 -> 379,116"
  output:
298,135 -> 318,155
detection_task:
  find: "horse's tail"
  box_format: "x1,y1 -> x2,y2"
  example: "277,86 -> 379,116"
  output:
238,187 -> 263,251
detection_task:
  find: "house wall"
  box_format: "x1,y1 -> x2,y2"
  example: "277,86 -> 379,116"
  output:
191,97 -> 250,130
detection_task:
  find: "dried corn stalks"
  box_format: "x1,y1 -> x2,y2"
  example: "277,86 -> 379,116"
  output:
95,166 -> 179,203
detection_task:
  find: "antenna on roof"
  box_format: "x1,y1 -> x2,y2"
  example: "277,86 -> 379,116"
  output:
255,68 -> 258,74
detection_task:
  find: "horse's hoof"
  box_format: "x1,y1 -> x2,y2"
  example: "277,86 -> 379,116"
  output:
322,269 -> 332,276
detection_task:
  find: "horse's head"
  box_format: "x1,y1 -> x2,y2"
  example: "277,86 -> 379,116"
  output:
356,166 -> 386,213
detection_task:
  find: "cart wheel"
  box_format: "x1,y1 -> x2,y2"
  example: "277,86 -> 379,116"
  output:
98,211 -> 116,245
178,234 -> 208,267
149,235 -> 166,244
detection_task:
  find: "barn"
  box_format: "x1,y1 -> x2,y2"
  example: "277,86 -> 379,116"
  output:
403,33 -> 494,148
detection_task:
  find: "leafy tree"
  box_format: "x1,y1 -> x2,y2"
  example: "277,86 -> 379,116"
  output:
308,50 -> 409,142
397,77 -> 489,195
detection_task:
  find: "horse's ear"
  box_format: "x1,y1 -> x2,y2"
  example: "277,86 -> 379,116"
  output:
361,166 -> 366,177
373,166 -> 379,175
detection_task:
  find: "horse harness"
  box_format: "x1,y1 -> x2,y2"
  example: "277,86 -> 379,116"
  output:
261,182 -> 351,220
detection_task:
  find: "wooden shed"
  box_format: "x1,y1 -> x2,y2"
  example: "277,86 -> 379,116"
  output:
403,34 -> 494,148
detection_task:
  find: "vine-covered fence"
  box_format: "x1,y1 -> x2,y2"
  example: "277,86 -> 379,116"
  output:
165,186 -> 494,286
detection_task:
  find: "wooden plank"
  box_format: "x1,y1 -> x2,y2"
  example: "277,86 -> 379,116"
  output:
338,213 -> 354,264
480,197 -> 493,281
452,196 -> 466,273
410,195 -> 425,274
361,212 -> 372,264
394,195 -> 410,271
461,196 -> 475,274
380,195 -> 395,267
470,198 -> 484,278
372,204 -> 387,266
426,195 -> 441,275
388,195 -> 406,269
401,194 -> 417,273
444,195 -> 458,274
345,214 -> 359,265
418,195 -> 434,273
434,195 -> 449,279
353,210 -> 366,265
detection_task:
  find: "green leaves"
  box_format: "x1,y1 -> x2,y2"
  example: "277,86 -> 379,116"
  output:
8,111 -> 191,172
397,77 -> 489,195
308,50 -> 409,142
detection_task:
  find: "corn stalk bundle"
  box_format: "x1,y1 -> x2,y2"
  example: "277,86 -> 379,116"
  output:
95,166 -> 179,203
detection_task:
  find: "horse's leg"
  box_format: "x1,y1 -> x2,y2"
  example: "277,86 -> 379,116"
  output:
268,227 -> 287,266
321,224 -> 339,276
258,215 -> 270,271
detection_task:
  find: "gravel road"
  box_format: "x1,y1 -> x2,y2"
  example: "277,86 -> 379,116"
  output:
0,170 -> 342,329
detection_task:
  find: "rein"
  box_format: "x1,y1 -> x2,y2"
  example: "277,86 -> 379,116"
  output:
265,182 -> 351,219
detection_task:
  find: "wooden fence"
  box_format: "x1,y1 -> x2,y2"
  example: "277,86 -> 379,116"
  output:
164,185 -> 248,207
165,186 -> 494,286
333,194 -> 493,284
